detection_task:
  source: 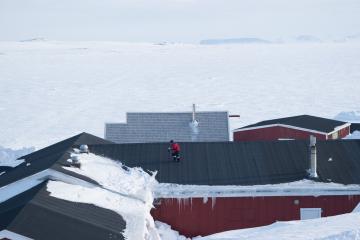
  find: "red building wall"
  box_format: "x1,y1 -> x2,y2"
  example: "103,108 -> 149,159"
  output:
327,126 -> 350,139
233,126 -> 327,142
151,195 -> 360,237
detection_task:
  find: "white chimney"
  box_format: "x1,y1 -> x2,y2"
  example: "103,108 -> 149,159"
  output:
309,135 -> 318,178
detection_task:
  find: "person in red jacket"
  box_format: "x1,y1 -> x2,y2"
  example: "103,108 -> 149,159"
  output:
169,140 -> 181,162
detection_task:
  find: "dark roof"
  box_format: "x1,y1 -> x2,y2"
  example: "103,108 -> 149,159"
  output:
0,132 -> 113,188
0,182 -> 125,240
236,115 -> 348,133
351,123 -> 360,133
89,140 -> 360,185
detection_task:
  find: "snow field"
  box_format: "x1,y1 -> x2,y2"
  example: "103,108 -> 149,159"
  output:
0,42 -> 360,149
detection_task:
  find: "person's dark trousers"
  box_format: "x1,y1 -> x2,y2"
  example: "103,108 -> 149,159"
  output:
172,151 -> 180,162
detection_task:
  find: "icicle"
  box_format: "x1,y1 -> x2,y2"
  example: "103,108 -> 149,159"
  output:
203,197 -> 208,204
211,197 -> 217,209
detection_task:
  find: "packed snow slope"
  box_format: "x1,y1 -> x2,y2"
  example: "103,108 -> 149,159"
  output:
48,151 -> 160,240
0,41 -> 359,149
194,211 -> 360,240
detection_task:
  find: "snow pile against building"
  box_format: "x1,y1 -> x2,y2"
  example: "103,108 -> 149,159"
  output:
344,131 -> 360,139
155,221 -> 189,240
193,211 -> 360,240
48,152 -> 160,240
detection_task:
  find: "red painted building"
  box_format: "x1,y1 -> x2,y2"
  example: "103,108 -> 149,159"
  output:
152,193 -> 360,237
234,115 -> 350,142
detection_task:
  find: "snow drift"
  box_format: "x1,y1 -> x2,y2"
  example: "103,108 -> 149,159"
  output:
48,152 -> 160,240
194,211 -> 360,240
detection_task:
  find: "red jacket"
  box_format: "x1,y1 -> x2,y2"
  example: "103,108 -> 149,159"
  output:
171,143 -> 180,152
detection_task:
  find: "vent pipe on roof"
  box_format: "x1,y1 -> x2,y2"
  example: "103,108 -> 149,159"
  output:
190,104 -> 199,141
80,144 -> 89,154
309,135 -> 318,178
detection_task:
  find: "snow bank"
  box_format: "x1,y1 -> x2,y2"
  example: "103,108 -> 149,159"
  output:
334,111 -> 360,123
155,221 -> 189,240
344,131 -> 360,140
155,180 -> 360,198
48,152 -> 160,240
194,212 -> 360,240
0,146 -> 34,167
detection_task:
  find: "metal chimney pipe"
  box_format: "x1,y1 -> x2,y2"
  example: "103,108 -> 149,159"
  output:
192,104 -> 196,122
309,135 -> 318,178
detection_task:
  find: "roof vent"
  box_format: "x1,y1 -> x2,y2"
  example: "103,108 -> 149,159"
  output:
79,144 -> 89,153
70,155 -> 81,168
190,104 -> 200,141
308,135 -> 318,178
71,155 -> 80,163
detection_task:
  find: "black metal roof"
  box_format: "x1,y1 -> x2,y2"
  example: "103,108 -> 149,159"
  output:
236,115 -> 347,133
0,132 -> 112,188
0,182 -> 125,240
351,123 -> 360,133
1,133 -> 360,239
2,132 -> 360,187
88,140 -> 360,186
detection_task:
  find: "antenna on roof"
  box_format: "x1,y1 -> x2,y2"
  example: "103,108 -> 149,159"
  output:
192,103 -> 196,122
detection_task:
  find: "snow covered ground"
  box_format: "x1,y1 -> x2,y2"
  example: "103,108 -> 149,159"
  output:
0,41 -> 359,150
194,211 -> 360,240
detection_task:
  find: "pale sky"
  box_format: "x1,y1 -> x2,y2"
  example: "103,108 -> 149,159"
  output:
0,0 -> 359,43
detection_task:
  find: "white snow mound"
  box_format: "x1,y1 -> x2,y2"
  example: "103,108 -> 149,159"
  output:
194,212 -> 360,240
48,152 -> 160,240
155,221 -> 189,240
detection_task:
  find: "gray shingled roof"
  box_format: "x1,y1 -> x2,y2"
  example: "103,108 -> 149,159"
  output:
105,112 -> 230,143
236,115 -> 348,133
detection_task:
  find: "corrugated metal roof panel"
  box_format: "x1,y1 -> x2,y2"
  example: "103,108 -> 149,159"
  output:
89,140 -> 360,185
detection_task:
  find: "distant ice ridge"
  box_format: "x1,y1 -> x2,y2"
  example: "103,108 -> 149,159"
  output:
194,211 -> 360,240
0,146 -> 34,167
48,152 -> 160,240
200,38 -> 271,45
